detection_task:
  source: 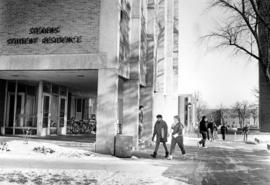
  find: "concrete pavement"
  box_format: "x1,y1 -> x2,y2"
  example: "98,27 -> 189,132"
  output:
0,136 -> 270,185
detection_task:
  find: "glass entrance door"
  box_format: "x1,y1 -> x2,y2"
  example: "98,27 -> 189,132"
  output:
7,93 -> 25,128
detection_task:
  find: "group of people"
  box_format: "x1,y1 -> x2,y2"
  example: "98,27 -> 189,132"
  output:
150,114 -> 186,160
139,106 -> 186,160
197,116 -> 218,148
139,107 -> 250,160
197,116 -> 251,148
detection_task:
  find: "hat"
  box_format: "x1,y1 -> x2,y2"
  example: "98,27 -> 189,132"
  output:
156,114 -> 162,118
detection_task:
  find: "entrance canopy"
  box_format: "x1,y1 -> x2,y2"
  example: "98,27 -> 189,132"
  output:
0,70 -> 98,96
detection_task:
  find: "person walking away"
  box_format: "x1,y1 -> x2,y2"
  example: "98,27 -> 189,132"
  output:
242,124 -> 249,142
213,122 -> 218,140
151,115 -> 169,158
198,116 -> 208,148
207,118 -> 214,141
138,105 -> 144,143
221,124 -> 227,140
168,116 -> 186,160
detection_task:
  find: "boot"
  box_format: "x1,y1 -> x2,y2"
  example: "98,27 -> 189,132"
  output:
151,152 -> 157,158
165,151 -> 169,158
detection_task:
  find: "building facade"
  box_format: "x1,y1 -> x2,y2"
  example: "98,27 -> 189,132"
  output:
0,0 -> 179,154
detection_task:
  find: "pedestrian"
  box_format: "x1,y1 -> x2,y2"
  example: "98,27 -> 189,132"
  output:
220,124 -> 227,140
138,105 -> 144,143
198,116 -> 208,148
213,122 -> 218,140
207,118 -> 214,141
151,114 -> 169,158
167,116 -> 186,160
242,124 -> 249,142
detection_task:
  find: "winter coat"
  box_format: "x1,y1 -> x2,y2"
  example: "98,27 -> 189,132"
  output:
171,122 -> 184,138
153,120 -> 168,142
199,120 -> 208,132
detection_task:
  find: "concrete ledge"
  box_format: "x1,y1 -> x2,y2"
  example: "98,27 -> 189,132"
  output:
0,53 -> 113,70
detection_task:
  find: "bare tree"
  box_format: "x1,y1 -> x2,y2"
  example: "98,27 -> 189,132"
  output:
252,87 -> 259,100
232,101 -> 250,128
249,103 -> 259,126
194,91 -> 208,122
204,0 -> 270,82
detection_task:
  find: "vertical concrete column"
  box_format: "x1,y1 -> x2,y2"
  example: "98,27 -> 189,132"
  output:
139,86 -> 154,139
164,0 -> 174,95
121,0 -> 142,149
129,0 -> 142,80
122,80 -> 140,148
2,81 -> 8,135
37,81 -> 43,136
12,81 -> 18,135
96,69 -> 119,155
99,0 -> 120,68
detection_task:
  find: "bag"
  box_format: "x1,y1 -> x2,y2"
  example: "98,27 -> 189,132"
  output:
161,127 -> 165,139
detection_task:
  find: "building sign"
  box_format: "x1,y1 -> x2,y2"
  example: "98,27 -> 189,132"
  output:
0,0 -> 100,55
7,27 -> 82,45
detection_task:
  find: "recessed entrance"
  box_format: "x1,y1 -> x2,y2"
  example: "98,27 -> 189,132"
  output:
0,70 -> 98,137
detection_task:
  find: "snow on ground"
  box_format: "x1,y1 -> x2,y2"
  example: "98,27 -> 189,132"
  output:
0,140 -> 107,160
0,168 -> 182,185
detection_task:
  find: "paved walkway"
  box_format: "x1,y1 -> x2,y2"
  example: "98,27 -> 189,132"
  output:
1,136 -> 270,184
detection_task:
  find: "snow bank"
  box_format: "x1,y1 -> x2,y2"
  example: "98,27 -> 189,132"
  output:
0,140 -> 96,159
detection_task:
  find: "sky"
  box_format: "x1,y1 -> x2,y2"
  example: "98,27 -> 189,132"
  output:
179,0 -> 258,108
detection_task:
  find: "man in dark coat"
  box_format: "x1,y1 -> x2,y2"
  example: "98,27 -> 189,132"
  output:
221,124 -> 227,140
151,114 -> 169,158
198,116 -> 208,148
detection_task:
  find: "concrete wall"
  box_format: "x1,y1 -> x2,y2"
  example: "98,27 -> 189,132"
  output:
0,0 -> 100,55
96,69 -> 119,155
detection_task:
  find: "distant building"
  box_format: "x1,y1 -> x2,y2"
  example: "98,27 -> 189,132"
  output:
0,0 -> 179,154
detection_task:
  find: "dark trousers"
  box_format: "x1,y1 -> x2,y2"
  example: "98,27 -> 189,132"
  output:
199,131 -> 207,147
154,139 -> 168,154
243,133 -> 248,142
221,132 -> 226,140
138,124 -> 143,140
170,136 -> 185,155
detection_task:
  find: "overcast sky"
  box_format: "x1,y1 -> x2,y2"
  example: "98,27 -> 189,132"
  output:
178,0 -> 258,108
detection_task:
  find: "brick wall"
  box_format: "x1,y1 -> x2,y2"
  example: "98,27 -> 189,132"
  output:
0,0 -> 100,55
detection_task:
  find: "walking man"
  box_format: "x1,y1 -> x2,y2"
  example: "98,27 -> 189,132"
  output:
168,116 -> 186,160
221,124 -> 227,141
242,124 -> 249,142
198,116 -> 208,148
151,114 -> 169,158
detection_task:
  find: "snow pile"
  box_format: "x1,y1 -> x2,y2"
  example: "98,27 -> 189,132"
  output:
0,140 -> 96,159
